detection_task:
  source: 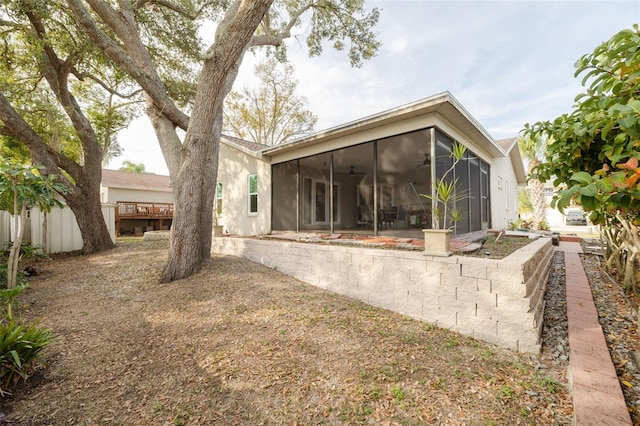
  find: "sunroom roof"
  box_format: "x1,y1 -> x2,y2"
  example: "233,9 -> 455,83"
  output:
261,92 -> 505,159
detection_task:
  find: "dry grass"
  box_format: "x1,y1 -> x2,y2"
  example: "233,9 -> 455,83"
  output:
0,239 -> 572,425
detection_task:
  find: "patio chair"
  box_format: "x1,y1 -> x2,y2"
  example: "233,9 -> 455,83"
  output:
382,206 -> 399,229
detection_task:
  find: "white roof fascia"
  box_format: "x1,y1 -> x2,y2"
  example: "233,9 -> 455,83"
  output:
261,92 -> 504,159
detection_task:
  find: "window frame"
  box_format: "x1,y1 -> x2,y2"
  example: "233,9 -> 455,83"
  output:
215,182 -> 223,215
248,174 -> 258,216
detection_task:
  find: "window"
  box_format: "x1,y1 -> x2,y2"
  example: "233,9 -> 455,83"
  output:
248,174 -> 258,215
215,182 -> 223,214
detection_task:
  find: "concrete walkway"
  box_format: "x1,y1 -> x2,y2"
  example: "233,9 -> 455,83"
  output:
557,241 -> 632,425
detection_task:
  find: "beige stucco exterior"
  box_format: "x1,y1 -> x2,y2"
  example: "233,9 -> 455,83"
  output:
216,139 -> 271,236
216,92 -> 526,236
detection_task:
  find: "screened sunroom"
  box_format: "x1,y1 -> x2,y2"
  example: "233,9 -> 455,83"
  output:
271,126 -> 491,236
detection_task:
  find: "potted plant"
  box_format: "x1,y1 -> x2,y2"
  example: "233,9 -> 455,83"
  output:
213,207 -> 224,237
421,141 -> 468,256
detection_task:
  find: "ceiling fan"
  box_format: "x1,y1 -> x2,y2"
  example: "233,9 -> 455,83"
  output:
415,153 -> 431,168
348,166 -> 367,177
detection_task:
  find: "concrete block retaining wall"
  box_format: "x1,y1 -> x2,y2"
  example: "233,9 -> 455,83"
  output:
212,236 -> 553,353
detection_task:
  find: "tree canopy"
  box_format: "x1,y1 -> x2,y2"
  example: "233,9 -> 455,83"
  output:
224,58 -> 318,146
523,25 -> 640,224
119,161 -> 146,173
522,25 -> 640,289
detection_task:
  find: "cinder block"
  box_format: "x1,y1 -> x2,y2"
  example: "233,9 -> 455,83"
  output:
383,268 -> 411,286
496,294 -> 531,312
491,279 -> 527,298
456,314 -> 498,334
477,278 -> 491,293
489,308 -> 537,328
409,270 -> 440,287
486,267 -> 524,283
497,321 -> 540,347
457,288 -> 497,307
428,261 -> 461,275
437,297 -> 476,317
423,282 -> 456,299
402,298 -> 423,318
461,263 -> 488,279
351,253 -> 375,266
432,307 -> 457,327
442,274 -> 477,290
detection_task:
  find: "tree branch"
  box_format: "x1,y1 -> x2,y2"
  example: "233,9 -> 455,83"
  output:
248,2 -> 315,48
66,0 -> 190,130
0,91 -> 77,187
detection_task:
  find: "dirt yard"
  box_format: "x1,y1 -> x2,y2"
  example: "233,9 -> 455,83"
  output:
1,239 -> 572,425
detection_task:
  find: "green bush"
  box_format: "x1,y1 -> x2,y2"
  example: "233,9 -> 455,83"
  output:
0,243 -> 47,289
0,317 -> 54,394
0,263 -> 26,289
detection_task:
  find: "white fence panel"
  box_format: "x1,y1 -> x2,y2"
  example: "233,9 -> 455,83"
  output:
0,211 -> 11,247
29,204 -> 116,254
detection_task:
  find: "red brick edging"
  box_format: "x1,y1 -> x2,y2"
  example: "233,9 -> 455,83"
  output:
558,242 -> 631,425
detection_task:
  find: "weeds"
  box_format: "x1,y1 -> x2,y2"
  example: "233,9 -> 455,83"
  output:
535,375 -> 561,393
391,386 -> 405,401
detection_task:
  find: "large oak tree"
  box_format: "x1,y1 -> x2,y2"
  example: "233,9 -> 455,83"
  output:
1,0 -> 380,281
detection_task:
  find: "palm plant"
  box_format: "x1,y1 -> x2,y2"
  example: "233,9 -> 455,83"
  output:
422,141 -> 469,230
518,134 -> 548,230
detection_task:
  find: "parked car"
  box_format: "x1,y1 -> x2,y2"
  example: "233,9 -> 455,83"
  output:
565,210 -> 587,226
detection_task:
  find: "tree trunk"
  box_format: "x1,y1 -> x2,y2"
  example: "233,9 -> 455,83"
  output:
7,197 -> 26,289
158,0 -> 273,282
159,72 -> 224,282
527,160 -> 547,230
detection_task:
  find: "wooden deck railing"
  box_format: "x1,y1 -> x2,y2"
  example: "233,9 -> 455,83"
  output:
116,201 -> 174,220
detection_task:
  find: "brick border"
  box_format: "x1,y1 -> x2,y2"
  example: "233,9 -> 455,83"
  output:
558,242 -> 631,425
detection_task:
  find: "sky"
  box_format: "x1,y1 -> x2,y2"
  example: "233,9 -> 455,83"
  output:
106,0 -> 640,175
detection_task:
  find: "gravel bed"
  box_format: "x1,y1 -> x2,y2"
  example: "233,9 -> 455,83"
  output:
540,251 -> 570,367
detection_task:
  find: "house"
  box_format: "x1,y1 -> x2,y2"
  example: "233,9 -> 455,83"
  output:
100,169 -> 174,235
215,92 -> 526,237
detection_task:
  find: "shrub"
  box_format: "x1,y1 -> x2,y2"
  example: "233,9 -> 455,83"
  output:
0,244 -> 47,289
0,317 -> 54,395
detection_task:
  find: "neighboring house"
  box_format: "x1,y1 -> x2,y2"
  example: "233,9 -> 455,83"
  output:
215,92 -> 526,236
100,169 -> 174,235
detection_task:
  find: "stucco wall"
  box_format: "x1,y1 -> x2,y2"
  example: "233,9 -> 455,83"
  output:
217,142 -> 271,236
212,236 -> 553,353
491,156 -> 520,230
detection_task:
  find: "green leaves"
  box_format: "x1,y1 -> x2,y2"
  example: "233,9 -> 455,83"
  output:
0,317 -> 54,394
521,25 -> 640,225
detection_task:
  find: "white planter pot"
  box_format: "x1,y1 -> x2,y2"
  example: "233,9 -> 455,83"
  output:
422,229 -> 452,257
